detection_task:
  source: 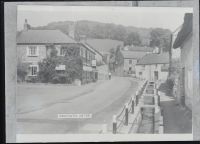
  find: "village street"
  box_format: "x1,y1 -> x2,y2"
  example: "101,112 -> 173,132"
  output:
17,77 -> 140,134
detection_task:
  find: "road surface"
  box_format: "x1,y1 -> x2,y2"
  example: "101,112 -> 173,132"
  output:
17,77 -> 139,134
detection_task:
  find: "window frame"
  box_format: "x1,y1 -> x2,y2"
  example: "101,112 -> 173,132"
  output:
27,45 -> 39,57
29,64 -> 38,76
60,47 -> 66,56
129,59 -> 132,64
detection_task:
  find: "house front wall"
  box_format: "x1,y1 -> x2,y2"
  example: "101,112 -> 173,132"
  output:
136,64 -> 168,81
95,52 -> 103,65
124,58 -> 137,73
180,35 -> 193,110
17,44 -> 47,64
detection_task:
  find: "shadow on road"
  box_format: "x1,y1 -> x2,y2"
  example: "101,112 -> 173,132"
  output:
158,82 -> 173,97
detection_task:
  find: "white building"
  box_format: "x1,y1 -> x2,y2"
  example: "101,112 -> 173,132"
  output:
136,53 -> 169,81
172,13 -> 193,110
121,50 -> 147,76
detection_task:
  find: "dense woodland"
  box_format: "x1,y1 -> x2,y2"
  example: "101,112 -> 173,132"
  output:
31,20 -> 172,52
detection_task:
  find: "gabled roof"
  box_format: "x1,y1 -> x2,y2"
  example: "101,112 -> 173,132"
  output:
80,40 -> 103,57
137,53 -> 169,65
85,38 -> 124,54
124,45 -> 154,52
121,50 -> 147,59
173,13 -> 193,49
17,30 -> 77,44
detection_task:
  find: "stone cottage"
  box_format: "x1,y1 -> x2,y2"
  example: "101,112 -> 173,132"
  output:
173,13 -> 193,110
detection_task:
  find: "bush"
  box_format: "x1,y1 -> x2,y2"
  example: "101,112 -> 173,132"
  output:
38,58 -> 57,83
17,62 -> 29,82
166,78 -> 174,90
26,76 -> 39,83
52,73 -> 73,84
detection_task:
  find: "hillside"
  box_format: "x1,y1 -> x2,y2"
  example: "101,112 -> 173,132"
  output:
29,20 -> 171,51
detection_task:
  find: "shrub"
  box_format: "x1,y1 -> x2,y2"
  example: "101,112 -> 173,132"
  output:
38,57 -> 57,83
166,78 -> 174,91
26,76 -> 39,83
17,62 -> 29,82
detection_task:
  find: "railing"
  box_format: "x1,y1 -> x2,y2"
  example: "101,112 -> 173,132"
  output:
112,80 -> 147,134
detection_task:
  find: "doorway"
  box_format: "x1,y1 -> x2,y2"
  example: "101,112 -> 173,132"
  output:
154,71 -> 159,81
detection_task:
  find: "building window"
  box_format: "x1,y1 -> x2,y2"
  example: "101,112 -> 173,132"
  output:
60,48 -> 66,56
129,59 -> 132,64
142,65 -> 145,70
29,65 -> 38,76
80,47 -> 83,57
27,45 -> 38,56
83,48 -> 86,58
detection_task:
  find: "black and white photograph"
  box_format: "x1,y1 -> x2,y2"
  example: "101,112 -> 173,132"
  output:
4,0 -> 200,143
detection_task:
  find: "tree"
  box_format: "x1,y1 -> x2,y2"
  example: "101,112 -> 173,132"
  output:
17,62 -> 29,82
38,45 -> 83,84
115,46 -> 124,66
109,48 -> 116,72
124,32 -> 142,46
150,28 -> 171,52
38,57 -> 57,83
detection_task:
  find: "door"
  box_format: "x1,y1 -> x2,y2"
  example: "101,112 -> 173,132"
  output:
154,71 -> 159,81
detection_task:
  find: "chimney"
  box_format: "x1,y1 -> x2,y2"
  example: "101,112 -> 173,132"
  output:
23,19 -> 30,31
68,21 -> 76,39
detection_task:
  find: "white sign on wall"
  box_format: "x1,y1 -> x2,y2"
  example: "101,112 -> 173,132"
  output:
92,60 -> 96,67
55,65 -> 66,70
83,66 -> 93,71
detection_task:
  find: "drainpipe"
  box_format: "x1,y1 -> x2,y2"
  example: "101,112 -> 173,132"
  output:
168,25 -> 182,78
169,34 -> 173,78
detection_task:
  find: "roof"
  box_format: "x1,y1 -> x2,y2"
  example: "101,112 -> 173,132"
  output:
17,30 -> 77,44
80,41 -> 103,57
137,53 -> 169,65
80,43 -> 96,54
123,45 -> 154,52
173,13 -> 193,48
121,50 -> 147,59
85,38 -> 124,54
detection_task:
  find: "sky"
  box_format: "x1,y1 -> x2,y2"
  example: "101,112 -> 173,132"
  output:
17,5 -> 193,31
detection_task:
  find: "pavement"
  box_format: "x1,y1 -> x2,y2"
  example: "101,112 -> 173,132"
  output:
17,76 -> 140,134
159,90 -> 192,133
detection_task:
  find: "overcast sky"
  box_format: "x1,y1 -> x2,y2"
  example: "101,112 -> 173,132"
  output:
17,5 -> 193,31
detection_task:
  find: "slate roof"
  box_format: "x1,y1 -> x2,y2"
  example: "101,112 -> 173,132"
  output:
80,41 -> 103,56
121,50 -> 147,59
124,45 -> 154,52
173,13 -> 193,48
137,53 -> 169,65
85,38 -> 124,54
17,30 -> 77,44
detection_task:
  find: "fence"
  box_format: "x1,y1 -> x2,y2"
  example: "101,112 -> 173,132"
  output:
112,80 -> 147,134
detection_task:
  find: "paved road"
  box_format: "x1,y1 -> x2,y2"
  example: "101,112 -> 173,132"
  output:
17,77 -> 139,134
